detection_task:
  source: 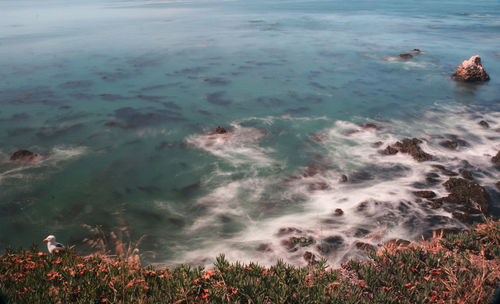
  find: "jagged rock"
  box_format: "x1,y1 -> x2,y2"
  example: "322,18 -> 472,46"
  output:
398,53 -> 413,59
282,236 -> 314,252
492,151 -> 500,167
382,138 -> 432,161
10,150 -> 38,162
334,208 -> 344,216
460,169 -> 473,180
442,178 -> 490,212
303,251 -> 317,265
452,55 -> 490,82
382,145 -> 398,155
413,190 -> 436,199
209,126 -> 228,135
478,120 -> 489,128
356,201 -> 368,212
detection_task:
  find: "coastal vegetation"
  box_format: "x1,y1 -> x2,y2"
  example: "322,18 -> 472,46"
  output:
1,217 -> 498,303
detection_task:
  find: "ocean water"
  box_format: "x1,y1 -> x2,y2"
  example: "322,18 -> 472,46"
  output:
0,0 -> 499,267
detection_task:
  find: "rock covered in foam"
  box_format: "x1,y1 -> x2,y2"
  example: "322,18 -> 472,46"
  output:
452,55 -> 490,82
10,150 -> 38,162
381,138 -> 432,162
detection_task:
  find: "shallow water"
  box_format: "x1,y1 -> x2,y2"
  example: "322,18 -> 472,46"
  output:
0,0 -> 499,267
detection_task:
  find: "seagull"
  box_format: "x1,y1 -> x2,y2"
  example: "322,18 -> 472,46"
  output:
43,235 -> 66,254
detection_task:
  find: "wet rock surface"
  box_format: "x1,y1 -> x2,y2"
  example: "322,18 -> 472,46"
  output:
334,208 -> 344,216
382,138 -> 432,161
478,120 -> 489,128
10,150 -> 38,162
460,169 -> 473,180
209,126 -> 228,135
452,55 -> 490,82
439,138 -> 468,150
398,53 -> 413,59
438,178 -> 490,213
413,190 -> 436,199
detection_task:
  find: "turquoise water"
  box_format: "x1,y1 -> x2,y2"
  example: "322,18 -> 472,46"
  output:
1,0 -> 499,266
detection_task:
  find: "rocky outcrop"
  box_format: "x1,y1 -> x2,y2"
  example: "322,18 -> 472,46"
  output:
210,126 -> 228,135
398,54 -> 413,59
439,137 -> 468,150
413,190 -> 436,199
10,150 -> 38,162
382,138 -> 432,162
452,55 -> 490,82
478,120 -> 489,128
442,178 -> 490,212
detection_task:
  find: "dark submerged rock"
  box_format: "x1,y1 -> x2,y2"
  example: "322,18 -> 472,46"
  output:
256,243 -> 272,252
308,182 -> 329,191
334,208 -> 344,216
426,172 -> 440,184
10,150 -> 38,162
210,126 -> 227,135
398,53 -> 413,59
431,165 -> 458,177
496,182 -> 500,191
411,49 -> 422,54
339,174 -> 348,183
382,138 -> 432,161
452,55 -> 490,82
413,190 -> 436,199
317,236 -> 344,254
478,120 -> 489,128
371,141 -> 383,148
439,138 -> 468,150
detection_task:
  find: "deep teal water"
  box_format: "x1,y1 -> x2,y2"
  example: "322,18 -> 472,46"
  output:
0,0 -> 499,266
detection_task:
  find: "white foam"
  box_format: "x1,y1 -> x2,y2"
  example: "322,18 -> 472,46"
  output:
170,105 -> 500,268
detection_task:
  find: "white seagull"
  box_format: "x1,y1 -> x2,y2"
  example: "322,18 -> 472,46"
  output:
43,235 -> 66,254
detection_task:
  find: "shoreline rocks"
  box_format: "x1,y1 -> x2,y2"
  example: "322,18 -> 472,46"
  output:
209,126 -> 228,135
10,150 -> 39,162
381,138 -> 432,162
452,55 -> 490,82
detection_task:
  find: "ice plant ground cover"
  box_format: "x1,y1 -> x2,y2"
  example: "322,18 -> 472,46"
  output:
0,218 -> 498,303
